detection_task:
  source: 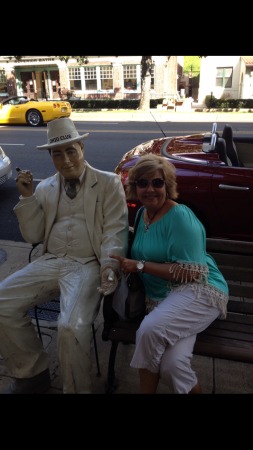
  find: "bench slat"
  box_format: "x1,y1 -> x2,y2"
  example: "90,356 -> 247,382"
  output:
228,300 -> 253,315
228,284 -> 253,298
218,267 -> 253,283
206,238 -> 253,255
109,327 -> 136,342
209,254 -> 253,269
194,339 -> 253,363
200,326 -> 253,341
215,313 -> 253,326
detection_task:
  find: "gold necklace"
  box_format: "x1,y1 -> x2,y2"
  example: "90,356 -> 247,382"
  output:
144,202 -> 166,232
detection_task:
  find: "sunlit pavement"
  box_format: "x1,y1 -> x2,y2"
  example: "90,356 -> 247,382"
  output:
71,108 -> 253,123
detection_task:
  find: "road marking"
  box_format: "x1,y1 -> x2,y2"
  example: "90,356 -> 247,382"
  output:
0,143 -> 24,146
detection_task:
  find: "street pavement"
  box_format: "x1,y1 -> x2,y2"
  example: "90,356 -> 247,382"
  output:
1,108 -> 253,394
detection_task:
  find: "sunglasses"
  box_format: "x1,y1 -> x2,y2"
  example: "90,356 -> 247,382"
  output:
135,178 -> 165,189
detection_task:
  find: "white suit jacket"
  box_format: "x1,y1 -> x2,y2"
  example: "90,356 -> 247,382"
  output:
14,162 -> 129,267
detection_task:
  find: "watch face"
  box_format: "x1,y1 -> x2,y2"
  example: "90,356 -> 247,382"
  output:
137,261 -> 144,271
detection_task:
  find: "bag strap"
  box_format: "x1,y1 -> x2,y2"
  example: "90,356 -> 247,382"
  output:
133,206 -> 144,237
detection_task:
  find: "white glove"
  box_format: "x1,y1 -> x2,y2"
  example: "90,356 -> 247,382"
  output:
97,268 -> 119,296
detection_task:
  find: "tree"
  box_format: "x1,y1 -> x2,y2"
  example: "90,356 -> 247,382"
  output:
57,56 -> 89,65
183,56 -> 201,75
139,56 -> 172,111
139,56 -> 152,111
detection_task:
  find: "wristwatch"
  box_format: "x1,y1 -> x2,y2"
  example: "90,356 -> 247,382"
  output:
136,260 -> 145,273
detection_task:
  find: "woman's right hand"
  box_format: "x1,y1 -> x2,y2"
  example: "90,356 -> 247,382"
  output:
15,167 -> 34,197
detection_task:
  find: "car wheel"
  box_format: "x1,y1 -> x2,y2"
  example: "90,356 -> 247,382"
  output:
26,109 -> 43,127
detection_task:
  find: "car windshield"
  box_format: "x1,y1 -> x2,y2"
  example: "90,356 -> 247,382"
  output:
3,97 -> 28,105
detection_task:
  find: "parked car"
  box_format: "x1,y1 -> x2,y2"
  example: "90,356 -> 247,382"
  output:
0,146 -> 12,186
0,96 -> 72,127
115,123 -> 253,242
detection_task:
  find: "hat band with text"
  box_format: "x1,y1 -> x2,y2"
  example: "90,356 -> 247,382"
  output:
49,133 -> 75,144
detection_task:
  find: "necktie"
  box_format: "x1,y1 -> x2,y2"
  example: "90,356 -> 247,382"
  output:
65,179 -> 79,199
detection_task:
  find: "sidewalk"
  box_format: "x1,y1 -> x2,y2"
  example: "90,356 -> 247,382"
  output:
70,108 -> 253,123
1,239 -> 253,394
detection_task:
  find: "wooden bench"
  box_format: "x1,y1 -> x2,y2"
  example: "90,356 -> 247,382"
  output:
102,238 -> 253,394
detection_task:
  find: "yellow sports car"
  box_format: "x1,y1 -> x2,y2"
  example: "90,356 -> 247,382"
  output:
0,96 -> 72,127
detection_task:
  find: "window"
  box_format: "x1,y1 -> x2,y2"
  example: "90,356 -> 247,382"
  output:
20,72 -> 35,94
100,66 -> 113,90
216,67 -> 233,88
151,64 -> 154,89
84,67 -> 97,90
69,68 -> 81,90
123,65 -> 137,90
68,65 -> 113,92
0,71 -> 6,83
0,70 -> 7,93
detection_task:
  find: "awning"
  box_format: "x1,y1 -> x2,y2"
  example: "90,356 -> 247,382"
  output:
241,56 -> 253,65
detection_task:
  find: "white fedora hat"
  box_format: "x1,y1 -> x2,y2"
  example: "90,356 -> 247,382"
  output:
37,117 -> 89,150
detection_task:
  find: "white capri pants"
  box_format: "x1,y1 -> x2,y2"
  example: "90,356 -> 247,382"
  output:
130,285 -> 220,393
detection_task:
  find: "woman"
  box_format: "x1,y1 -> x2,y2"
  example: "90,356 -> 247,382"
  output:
110,154 -> 228,394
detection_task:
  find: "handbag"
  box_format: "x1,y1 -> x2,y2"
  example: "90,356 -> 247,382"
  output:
112,272 -> 146,321
127,206 -> 144,258
125,271 -> 146,320
112,206 -> 146,321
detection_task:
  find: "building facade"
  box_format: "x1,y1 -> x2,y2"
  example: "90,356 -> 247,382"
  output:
198,56 -> 253,105
0,56 -> 179,102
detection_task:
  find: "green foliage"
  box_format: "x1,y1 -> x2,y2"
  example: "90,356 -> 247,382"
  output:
183,56 -> 201,75
205,95 -> 253,109
69,98 -> 164,110
69,97 -> 253,110
57,56 -> 89,64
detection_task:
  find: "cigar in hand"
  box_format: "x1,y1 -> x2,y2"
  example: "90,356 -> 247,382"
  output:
15,167 -> 31,185
15,167 -> 20,182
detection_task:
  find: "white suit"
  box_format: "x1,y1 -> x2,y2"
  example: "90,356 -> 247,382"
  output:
0,162 -> 128,393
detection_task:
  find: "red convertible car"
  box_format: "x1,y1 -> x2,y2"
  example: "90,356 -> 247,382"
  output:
115,123 -> 253,241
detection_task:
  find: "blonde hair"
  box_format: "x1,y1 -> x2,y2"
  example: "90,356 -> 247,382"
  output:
126,154 -> 178,202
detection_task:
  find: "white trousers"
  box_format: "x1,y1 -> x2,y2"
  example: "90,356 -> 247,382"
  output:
0,255 -> 101,394
130,285 -> 220,393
